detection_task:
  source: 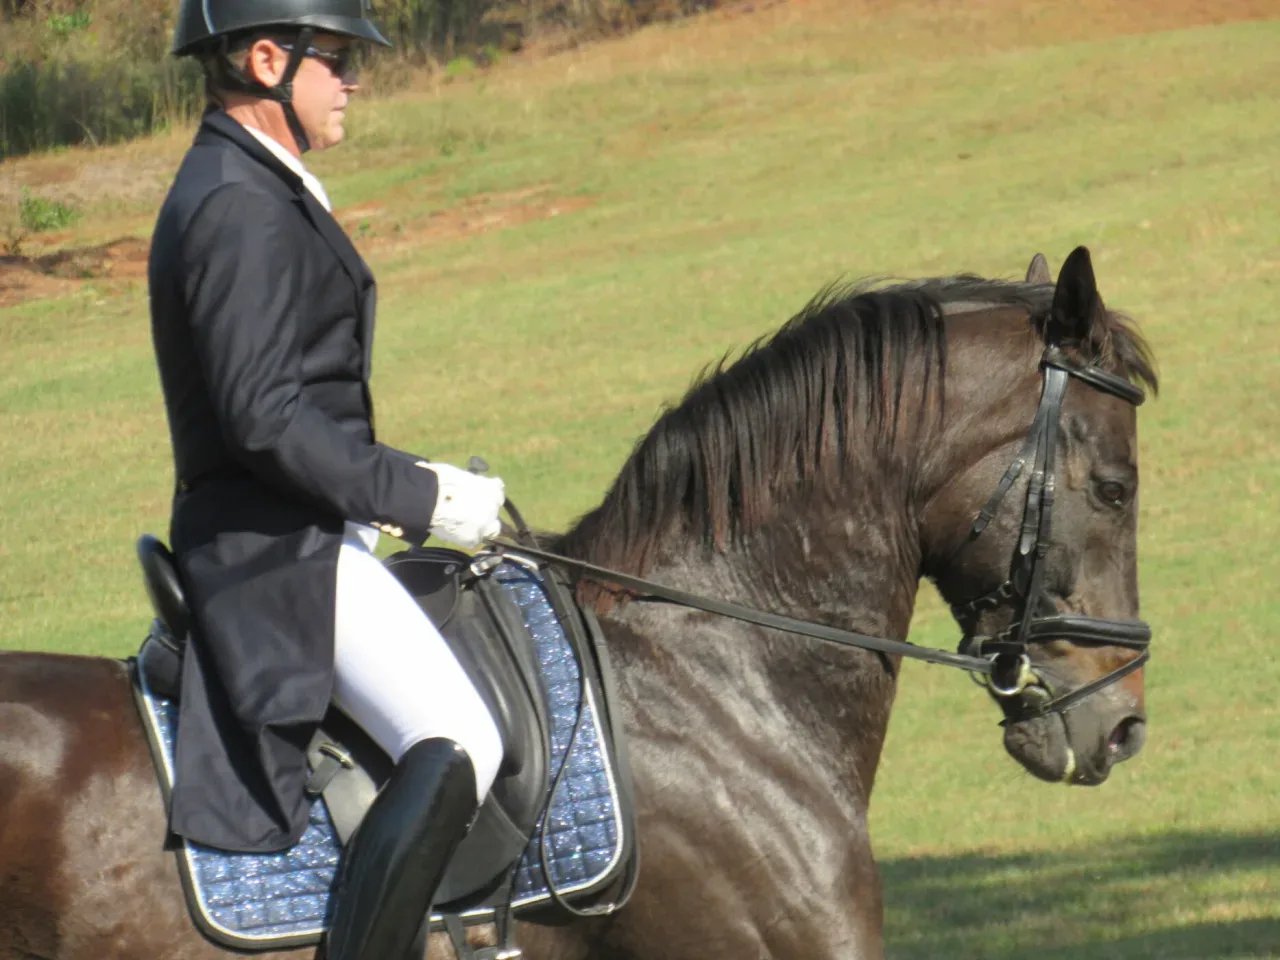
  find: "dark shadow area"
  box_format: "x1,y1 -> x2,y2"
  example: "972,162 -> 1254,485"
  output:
881,830 -> 1280,959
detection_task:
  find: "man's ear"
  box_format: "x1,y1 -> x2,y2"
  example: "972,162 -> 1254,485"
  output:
244,38 -> 288,87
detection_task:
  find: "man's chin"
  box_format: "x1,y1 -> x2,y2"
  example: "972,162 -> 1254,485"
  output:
315,125 -> 345,151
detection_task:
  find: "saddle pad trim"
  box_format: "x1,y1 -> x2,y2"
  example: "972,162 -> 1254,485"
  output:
136,666 -> 333,950
476,668 -> 623,915
490,563 -> 629,914
132,662 -> 260,951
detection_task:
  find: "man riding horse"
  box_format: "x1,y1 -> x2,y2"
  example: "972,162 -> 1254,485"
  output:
148,1 -> 504,956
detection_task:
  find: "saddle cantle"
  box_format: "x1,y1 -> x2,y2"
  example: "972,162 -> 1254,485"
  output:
132,534 -> 636,951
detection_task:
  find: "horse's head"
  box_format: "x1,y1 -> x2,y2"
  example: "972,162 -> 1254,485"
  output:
563,246 -> 1156,785
922,247 -> 1157,785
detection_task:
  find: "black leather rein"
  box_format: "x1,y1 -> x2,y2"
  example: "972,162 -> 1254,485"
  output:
489,538 -> 996,677
490,344 -> 1151,720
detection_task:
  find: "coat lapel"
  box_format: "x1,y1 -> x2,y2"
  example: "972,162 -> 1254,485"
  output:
294,191 -> 377,364
295,190 -> 372,295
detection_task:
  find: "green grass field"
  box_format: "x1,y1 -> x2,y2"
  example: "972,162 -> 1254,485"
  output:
2,0 -> 1278,955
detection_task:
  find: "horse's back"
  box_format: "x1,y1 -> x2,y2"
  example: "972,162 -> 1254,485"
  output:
0,651 -> 253,959
0,650 -> 135,790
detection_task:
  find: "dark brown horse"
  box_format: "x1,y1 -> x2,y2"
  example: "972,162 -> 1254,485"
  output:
0,248 -> 1156,960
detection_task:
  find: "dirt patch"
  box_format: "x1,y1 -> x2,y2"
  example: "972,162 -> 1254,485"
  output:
0,259 -> 80,308
342,186 -> 594,255
0,237 -> 149,309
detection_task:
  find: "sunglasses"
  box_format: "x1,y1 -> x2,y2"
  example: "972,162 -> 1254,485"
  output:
278,43 -> 357,82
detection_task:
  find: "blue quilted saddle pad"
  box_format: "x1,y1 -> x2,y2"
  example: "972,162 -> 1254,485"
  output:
137,560 -> 627,950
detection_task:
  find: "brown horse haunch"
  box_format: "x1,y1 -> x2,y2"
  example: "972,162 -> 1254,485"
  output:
0,248 -> 1156,960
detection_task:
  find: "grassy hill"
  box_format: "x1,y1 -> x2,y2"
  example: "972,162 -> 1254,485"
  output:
2,1 -> 1278,955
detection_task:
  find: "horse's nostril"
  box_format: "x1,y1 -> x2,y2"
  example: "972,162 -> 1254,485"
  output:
1107,716 -> 1147,763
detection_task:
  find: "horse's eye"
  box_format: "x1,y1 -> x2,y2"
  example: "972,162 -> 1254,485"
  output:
1096,479 -> 1129,507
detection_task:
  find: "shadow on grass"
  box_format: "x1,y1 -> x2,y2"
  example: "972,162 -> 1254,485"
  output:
881,830 -> 1280,959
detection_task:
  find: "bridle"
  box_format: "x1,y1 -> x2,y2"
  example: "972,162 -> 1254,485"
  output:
948,343 -> 1151,719
488,342 -> 1151,722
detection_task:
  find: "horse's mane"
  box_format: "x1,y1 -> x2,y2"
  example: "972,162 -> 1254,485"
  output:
558,277 -> 1157,576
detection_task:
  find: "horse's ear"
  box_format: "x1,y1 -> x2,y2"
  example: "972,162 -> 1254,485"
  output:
1025,253 -> 1051,285
1047,246 -> 1104,344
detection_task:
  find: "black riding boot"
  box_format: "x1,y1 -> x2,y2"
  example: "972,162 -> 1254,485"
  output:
325,737 -> 479,960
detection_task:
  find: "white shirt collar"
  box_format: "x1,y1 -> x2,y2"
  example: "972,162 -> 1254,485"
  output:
242,124 -> 333,213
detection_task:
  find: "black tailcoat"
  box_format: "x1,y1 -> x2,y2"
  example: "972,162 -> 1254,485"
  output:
149,110 -> 438,852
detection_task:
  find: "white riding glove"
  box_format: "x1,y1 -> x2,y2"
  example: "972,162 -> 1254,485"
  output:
423,462 -> 505,549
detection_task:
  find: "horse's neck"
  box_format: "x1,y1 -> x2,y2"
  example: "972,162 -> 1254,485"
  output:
603,494 -> 919,800
644,475 -> 921,629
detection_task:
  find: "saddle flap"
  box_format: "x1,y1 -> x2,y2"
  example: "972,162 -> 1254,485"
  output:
384,550 -> 551,787
305,709 -> 393,845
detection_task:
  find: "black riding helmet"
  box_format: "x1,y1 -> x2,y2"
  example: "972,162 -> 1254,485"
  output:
173,0 -> 390,56
173,0 -> 390,152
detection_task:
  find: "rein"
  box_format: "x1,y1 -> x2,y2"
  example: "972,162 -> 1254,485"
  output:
488,538 -> 996,677
489,342 -> 1151,721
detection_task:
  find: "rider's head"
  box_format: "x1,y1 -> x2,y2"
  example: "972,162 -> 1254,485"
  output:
173,0 -> 390,155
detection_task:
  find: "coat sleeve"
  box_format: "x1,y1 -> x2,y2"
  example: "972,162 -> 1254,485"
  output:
179,182 -> 437,545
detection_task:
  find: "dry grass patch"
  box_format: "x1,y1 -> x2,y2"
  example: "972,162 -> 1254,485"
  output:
339,184 -> 594,252
1,0 -> 1273,307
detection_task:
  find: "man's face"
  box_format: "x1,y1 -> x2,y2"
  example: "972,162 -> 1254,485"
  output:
287,35 -> 357,151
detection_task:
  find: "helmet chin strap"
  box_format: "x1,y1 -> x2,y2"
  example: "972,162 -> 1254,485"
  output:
217,26 -> 314,154
280,99 -> 312,155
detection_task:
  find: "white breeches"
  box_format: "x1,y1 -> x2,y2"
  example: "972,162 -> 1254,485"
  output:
332,523 -> 503,803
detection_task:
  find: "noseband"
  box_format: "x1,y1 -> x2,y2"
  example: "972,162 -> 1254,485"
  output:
950,344 -> 1151,719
